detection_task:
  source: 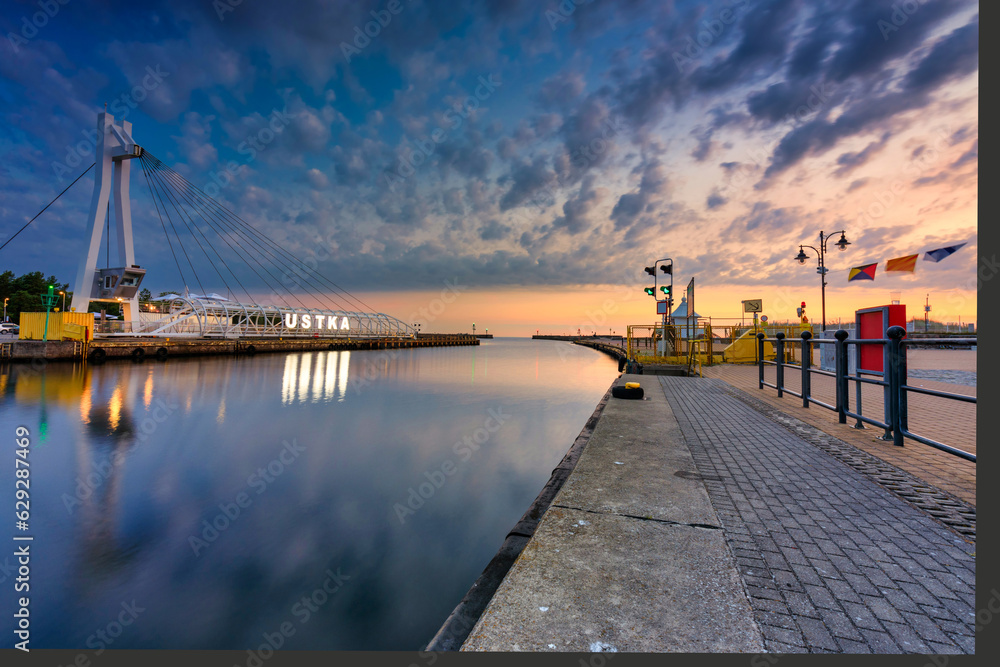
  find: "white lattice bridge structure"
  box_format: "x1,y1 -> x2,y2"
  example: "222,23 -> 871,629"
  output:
98,295 -> 414,338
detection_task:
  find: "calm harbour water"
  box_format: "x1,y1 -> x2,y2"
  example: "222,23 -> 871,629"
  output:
0,338 -> 617,650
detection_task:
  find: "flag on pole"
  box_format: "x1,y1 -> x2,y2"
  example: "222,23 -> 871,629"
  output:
848,263 -> 878,282
923,243 -> 966,262
885,254 -> 918,272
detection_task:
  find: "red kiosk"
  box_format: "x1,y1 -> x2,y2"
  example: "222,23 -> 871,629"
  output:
855,304 -> 906,439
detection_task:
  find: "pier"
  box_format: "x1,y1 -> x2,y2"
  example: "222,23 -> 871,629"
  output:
1,333 -> 478,363
436,354 -> 976,653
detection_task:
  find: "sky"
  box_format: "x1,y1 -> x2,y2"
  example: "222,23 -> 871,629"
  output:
0,0 -> 979,335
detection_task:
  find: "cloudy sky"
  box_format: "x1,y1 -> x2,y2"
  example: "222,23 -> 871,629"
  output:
0,0 -> 979,334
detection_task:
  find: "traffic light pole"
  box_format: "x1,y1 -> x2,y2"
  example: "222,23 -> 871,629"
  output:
644,258 -> 673,356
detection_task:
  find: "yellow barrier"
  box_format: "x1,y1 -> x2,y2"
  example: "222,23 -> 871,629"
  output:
18,312 -> 94,341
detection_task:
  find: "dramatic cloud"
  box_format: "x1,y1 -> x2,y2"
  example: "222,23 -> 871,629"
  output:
0,0 -> 978,302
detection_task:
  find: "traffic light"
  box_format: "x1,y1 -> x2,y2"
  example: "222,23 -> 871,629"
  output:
660,285 -> 671,296
644,287 -> 655,296
644,266 -> 656,276
660,264 -> 672,275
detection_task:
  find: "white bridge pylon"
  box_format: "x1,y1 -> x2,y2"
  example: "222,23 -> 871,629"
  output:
70,111 -> 146,319
70,111 -> 415,339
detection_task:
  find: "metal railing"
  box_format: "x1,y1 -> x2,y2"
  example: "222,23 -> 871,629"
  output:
756,326 -> 975,462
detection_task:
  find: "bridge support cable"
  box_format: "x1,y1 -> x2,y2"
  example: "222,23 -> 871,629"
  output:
141,151 -> 380,314
138,155 -> 251,304
141,157 -> 307,310
144,156 -> 344,312
140,154 -> 297,307
138,154 -> 191,292
145,152 -> 363,311
0,163 -> 95,253
138,155 -> 209,295
143,156 -> 338,311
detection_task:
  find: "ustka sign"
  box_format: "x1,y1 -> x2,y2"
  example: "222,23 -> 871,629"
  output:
283,313 -> 350,331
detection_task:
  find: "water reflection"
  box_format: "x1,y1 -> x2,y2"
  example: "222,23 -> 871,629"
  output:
0,340 -> 618,649
281,350 -> 352,404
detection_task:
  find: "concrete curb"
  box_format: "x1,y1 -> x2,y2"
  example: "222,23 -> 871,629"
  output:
423,380 -> 616,651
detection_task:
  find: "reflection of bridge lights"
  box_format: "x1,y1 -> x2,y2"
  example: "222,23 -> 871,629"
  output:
281,351 -> 352,405
143,369 -> 153,408
338,351 -> 350,401
108,386 -> 123,431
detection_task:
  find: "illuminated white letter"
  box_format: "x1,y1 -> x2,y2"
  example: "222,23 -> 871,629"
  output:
328,316 -> 337,329
340,317 -> 350,330
315,315 -> 326,329
302,314 -> 312,328
285,313 -> 298,328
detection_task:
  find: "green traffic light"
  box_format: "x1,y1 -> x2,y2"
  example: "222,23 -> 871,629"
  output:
660,286 -> 671,294
644,287 -> 655,296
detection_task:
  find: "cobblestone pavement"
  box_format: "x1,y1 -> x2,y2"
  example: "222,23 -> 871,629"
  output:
701,364 -> 975,505
658,376 -> 976,654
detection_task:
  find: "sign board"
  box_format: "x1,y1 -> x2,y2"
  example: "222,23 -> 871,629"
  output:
742,299 -> 762,313
656,300 -> 667,315
760,315 -> 768,323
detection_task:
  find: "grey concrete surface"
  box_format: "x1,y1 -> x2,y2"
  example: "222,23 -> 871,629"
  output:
462,374 -> 764,652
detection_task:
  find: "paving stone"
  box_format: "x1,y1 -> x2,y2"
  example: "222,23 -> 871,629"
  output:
859,629 -> 902,653
796,617 -> 839,651
865,596 -> 906,624
842,601 -> 885,631
819,608 -> 864,641
881,621 -> 931,653
835,637 -> 873,653
656,377 -> 976,656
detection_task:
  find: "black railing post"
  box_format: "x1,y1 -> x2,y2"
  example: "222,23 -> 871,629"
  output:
757,333 -> 765,389
835,330 -> 849,423
887,325 -> 906,447
801,330 -> 812,408
775,332 -> 785,398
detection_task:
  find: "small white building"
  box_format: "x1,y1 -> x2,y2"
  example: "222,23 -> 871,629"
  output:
671,297 -> 705,337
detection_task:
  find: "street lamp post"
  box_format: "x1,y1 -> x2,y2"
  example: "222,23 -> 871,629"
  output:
795,230 -> 850,332
59,291 -> 66,312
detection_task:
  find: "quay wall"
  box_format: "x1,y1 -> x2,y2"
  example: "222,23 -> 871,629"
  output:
1,334 -> 479,363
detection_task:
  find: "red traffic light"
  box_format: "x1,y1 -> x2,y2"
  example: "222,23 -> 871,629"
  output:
644,266 -> 656,276
660,264 -> 672,274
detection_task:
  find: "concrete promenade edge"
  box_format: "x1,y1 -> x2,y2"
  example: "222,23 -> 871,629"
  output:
461,373 -> 975,653
461,373 -> 764,652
